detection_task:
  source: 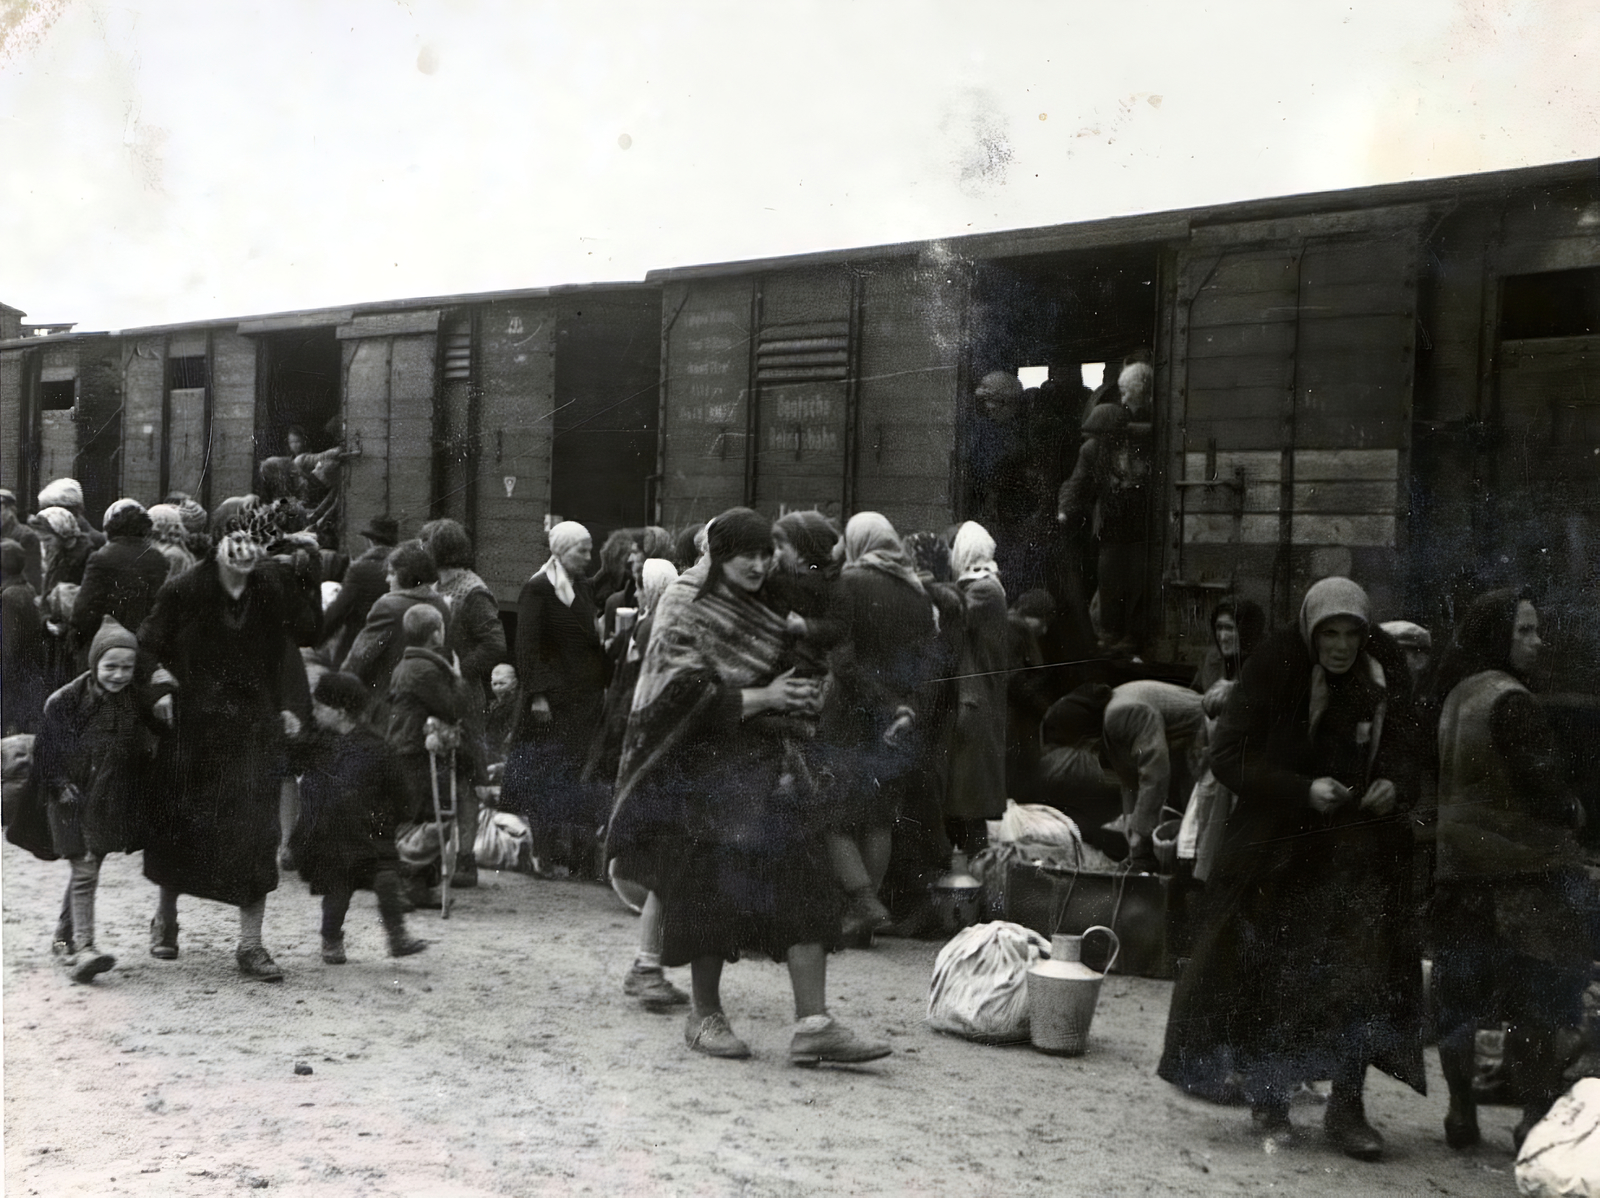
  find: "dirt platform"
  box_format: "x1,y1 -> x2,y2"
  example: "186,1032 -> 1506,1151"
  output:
4,843 -> 1530,1196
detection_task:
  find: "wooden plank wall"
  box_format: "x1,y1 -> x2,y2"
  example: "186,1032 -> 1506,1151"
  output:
166,331 -> 211,500
122,338 -> 166,503
473,299 -> 557,604
209,331 -> 258,501
0,351 -> 23,495
36,348 -> 77,495
1172,226 -> 1421,640
657,278 -> 753,529
854,255 -> 960,535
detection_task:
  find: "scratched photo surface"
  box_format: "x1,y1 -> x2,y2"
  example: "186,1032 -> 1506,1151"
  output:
2,4 -> 1598,1196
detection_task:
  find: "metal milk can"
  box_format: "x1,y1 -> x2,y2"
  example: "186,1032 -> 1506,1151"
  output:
1026,925 -> 1121,1056
930,853 -> 983,934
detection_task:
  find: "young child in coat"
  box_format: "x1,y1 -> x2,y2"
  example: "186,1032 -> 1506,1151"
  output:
35,617 -> 155,983
387,604 -> 472,905
290,670 -> 426,963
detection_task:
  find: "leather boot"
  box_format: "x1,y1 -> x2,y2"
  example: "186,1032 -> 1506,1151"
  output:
1324,1083 -> 1384,1161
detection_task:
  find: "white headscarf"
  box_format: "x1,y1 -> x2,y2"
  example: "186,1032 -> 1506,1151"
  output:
38,477 -> 83,511
637,557 -> 679,617
536,520 -> 590,606
949,521 -> 1000,583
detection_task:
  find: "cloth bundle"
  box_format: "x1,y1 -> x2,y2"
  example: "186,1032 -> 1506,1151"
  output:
927,920 -> 1051,1043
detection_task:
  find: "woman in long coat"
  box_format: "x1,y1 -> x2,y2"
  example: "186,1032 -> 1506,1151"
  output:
941,521 -> 1011,856
1159,577 -> 1425,1160
502,521 -> 609,872
606,507 -> 888,1066
137,522 -> 314,981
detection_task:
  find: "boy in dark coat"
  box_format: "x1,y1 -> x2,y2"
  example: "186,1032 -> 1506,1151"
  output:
291,671 -> 425,963
387,604 -> 472,903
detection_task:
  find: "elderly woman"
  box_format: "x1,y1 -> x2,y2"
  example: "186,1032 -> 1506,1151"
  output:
606,508 -> 890,1066
1431,589 -> 1597,1151
503,521 -> 609,874
137,519 -> 314,981
1160,577 -> 1425,1159
942,521 -> 1011,859
824,512 -> 939,940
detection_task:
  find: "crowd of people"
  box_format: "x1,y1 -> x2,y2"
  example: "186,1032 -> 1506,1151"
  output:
1,369 -> 1597,1147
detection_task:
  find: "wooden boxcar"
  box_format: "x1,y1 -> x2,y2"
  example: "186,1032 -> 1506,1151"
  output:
5,159 -> 1597,662
0,284 -> 662,605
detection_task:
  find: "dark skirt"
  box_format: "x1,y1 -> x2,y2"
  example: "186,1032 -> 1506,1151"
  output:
1159,820 -> 1426,1098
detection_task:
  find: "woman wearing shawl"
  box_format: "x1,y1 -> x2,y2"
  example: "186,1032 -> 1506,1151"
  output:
823,512 -> 938,940
1159,578 -> 1425,1160
503,521 -> 609,874
606,508 -> 890,1066
1430,589 -> 1596,1151
942,521 -> 1011,857
136,516 -> 314,982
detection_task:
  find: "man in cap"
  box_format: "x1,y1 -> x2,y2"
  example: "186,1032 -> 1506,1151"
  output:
323,515 -> 400,664
0,488 -> 43,591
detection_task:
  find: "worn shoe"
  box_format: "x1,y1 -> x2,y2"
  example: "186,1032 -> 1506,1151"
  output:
1251,1102 -> 1295,1151
840,889 -> 893,945
789,1015 -> 891,1067
236,945 -> 285,982
685,1011 -> 751,1059
1325,1100 -> 1384,1161
1444,1103 -> 1480,1150
624,962 -> 690,1011
149,915 -> 179,960
321,936 -> 347,965
65,946 -> 116,984
450,852 -> 479,889
387,932 -> 428,958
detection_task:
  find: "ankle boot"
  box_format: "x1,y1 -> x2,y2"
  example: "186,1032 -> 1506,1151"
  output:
451,851 -> 479,889
1324,1084 -> 1384,1161
1438,1025 -> 1481,1149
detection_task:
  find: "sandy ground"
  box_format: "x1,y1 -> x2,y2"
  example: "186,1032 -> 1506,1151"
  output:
3,841 -> 1541,1198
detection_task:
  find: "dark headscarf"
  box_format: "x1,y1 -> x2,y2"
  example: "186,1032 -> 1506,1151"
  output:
698,507 -> 774,600
776,510 -> 841,569
1210,596 -> 1267,681
1432,588 -> 1528,699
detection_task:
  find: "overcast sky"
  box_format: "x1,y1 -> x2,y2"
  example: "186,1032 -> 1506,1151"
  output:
2,0 -> 1595,332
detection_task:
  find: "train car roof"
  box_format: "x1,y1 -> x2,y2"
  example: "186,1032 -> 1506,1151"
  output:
0,279 -> 657,351
644,157 -> 1600,281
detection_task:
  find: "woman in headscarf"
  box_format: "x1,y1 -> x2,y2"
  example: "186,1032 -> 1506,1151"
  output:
1196,597 -> 1268,691
823,512 -> 938,940
30,505 -> 92,594
136,515 -> 314,982
146,504 -> 198,582
1159,577 -> 1425,1160
502,521 -> 610,874
69,501 -> 171,667
1430,589 -> 1596,1151
941,521 -> 1011,859
606,508 -> 890,1066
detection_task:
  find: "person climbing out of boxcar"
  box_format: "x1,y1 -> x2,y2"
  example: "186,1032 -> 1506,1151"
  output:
0,487 -> 44,592
287,669 -> 426,964
942,521 -> 1011,864
502,520 -> 610,876
1159,576 -> 1426,1160
1429,589 -> 1598,1152
819,512 -> 940,945
69,500 -> 171,670
605,507 -> 890,1065
137,516 -> 315,982
1056,395 -> 1152,659
421,517 -> 507,889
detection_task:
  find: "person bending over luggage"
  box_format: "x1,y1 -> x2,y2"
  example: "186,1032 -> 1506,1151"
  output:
291,671 -> 425,964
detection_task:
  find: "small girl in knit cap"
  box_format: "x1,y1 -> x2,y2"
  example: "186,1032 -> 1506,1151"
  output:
33,616 -> 157,982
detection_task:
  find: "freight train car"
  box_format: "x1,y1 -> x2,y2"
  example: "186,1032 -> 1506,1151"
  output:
4,159 -> 1597,665
646,158 -> 1600,661
1,285 -> 662,604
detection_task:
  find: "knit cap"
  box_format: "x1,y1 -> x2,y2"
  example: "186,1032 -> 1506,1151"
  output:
88,616 -> 138,672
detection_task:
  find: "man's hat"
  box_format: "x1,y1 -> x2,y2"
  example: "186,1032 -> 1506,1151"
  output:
360,515 -> 399,546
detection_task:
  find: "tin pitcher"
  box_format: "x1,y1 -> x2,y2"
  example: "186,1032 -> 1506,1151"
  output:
1026,925 -> 1121,1056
